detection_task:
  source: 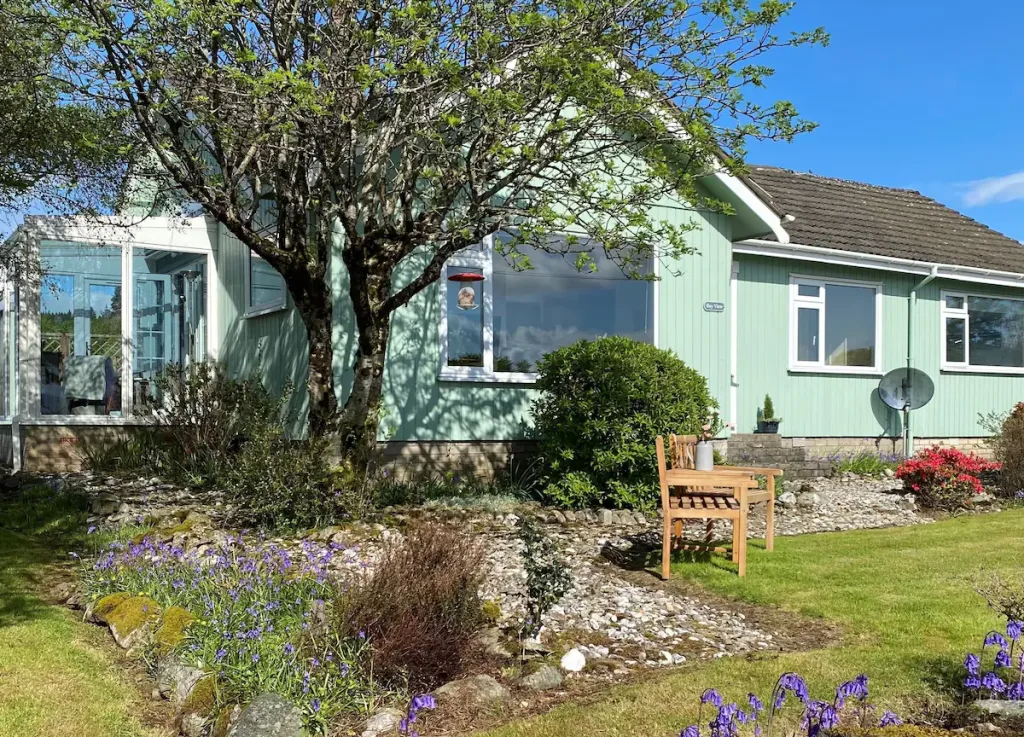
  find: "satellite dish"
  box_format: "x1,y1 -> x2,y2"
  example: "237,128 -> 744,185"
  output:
878,367 -> 934,411
878,367 -> 934,456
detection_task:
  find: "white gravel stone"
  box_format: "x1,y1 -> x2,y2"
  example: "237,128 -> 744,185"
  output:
560,648 -> 586,672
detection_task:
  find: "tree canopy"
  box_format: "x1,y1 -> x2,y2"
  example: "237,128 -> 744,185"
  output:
44,0 -> 826,462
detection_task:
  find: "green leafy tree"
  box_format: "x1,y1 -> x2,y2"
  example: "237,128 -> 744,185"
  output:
0,0 -> 124,221
50,0 -> 826,466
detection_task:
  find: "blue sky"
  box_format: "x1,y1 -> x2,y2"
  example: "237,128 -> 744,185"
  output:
746,0 -> 1024,241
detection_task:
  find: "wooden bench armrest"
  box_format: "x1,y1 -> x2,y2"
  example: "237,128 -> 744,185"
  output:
717,465 -> 783,476
663,469 -> 758,487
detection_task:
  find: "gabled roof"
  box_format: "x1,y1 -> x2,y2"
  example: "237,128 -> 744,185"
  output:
745,166 -> 1024,275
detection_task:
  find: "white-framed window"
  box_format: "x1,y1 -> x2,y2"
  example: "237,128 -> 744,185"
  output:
941,290 -> 1024,372
245,251 -> 287,317
439,233 -> 655,383
788,275 -> 882,374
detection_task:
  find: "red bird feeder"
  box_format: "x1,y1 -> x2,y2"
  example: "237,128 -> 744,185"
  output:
447,271 -> 485,282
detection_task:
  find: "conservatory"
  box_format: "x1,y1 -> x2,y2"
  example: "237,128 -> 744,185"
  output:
4,216 -> 221,468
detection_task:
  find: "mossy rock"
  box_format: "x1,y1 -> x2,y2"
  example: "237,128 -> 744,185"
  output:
480,599 -> 502,623
211,704 -> 239,737
106,595 -> 161,649
92,592 -> 130,624
182,676 -> 218,717
155,606 -> 195,655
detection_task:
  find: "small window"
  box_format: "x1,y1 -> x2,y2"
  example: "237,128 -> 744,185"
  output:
942,291 -> 1024,370
789,277 -> 881,373
246,252 -> 287,316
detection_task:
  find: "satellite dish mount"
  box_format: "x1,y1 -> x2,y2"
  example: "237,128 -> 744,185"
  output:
877,367 -> 935,456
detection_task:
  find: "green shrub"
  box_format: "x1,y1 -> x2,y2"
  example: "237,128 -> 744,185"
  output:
518,518 -> 571,640
988,402 -> 1024,495
218,435 -> 354,530
531,336 -> 716,509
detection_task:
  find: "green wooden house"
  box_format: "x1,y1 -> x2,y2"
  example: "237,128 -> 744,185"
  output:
5,166 -> 1023,473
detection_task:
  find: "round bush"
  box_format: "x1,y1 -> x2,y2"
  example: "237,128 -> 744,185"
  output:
532,336 -> 717,509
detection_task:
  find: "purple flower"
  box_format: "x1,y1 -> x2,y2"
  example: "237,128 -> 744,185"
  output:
747,693 -> 763,712
87,526 -> 97,534
283,643 -> 295,656
879,711 -> 902,727
215,649 -> 227,662
251,652 -> 260,663
1008,682 -> 1024,701
965,653 -> 981,675
701,689 -> 723,707
985,632 -> 1009,648
680,727 -> 700,737
1009,621 -> 1023,641
996,649 -> 1012,668
311,698 -> 321,713
964,675 -> 982,690
982,671 -> 1007,694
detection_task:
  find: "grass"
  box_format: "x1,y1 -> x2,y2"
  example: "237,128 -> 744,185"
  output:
0,488 -> 166,737
480,510 -> 1024,737
829,450 -> 903,476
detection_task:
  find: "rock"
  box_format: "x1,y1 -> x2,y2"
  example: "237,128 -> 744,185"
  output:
972,699 -> 1024,718
898,496 -> 916,510
521,638 -> 551,655
180,712 -> 207,737
227,693 -> 305,737
156,659 -> 206,703
360,708 -> 405,737
883,468 -> 895,478
434,675 -> 510,706
46,477 -> 68,493
91,495 -> 121,515
517,665 -> 563,691
974,493 -> 994,506
796,492 -> 821,508
777,492 -> 798,507
598,509 -> 616,525
975,723 -> 1003,734
560,648 -> 586,672
105,595 -> 161,649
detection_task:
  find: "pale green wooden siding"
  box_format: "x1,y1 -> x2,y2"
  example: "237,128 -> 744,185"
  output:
735,254 -> 1024,438
658,211 -> 733,423
215,226 -> 309,435
332,206 -> 731,441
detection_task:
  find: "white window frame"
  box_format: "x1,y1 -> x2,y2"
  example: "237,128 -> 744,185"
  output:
438,233 -> 657,384
941,289 -> 1024,374
438,235 -> 535,384
244,250 -> 287,318
788,275 -> 883,375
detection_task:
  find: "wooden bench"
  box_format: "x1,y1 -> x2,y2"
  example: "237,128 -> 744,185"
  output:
666,434 -> 783,552
656,436 -> 759,578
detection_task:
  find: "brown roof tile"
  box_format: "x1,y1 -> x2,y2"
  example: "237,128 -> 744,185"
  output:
747,166 -> 1024,275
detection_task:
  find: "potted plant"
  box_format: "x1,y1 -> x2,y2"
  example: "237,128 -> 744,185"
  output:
696,407 -> 722,471
757,394 -> 781,434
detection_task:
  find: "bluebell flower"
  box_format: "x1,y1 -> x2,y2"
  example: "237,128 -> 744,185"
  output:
964,675 -> 982,690
747,693 -> 763,712
879,711 -> 902,727
1007,682 -> 1024,701
965,653 -> 981,674
700,689 -> 723,707
819,704 -> 840,731
215,649 -> 227,662
680,727 -> 700,737
311,698 -> 321,713
982,671 -> 1007,694
997,649 -> 1012,668
1009,621 -> 1023,641
283,643 -> 295,655
985,632 -> 1009,648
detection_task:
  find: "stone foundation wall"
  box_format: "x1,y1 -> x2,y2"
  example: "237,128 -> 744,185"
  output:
21,425 -> 133,473
726,433 -> 995,478
375,440 -> 540,481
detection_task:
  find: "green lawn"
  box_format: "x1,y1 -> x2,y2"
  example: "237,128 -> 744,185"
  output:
0,528 -> 165,737
480,510 -> 1023,737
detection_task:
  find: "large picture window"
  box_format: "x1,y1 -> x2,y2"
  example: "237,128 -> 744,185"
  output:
788,276 -> 882,374
942,291 -> 1024,370
440,233 -> 654,381
37,241 -> 210,417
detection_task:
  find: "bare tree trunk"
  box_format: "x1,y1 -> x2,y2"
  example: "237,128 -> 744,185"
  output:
288,264 -> 340,440
337,256 -> 393,469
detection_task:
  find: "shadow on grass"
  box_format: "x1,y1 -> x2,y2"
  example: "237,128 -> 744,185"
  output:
0,531 -> 62,629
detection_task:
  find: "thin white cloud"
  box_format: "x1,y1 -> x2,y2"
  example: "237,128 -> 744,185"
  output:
963,170 -> 1024,207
